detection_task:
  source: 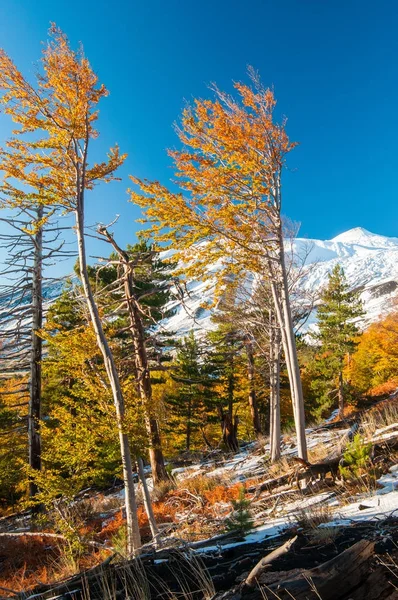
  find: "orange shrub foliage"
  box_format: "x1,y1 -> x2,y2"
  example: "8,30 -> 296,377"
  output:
203,483 -> 242,505
368,379 -> 398,397
0,535 -> 63,596
97,510 -> 126,542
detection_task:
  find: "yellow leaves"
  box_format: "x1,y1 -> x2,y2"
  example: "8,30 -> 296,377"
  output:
0,24 -> 123,217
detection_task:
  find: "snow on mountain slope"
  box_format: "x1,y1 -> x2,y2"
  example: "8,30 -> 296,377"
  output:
162,227 -> 398,336
2,228 -> 397,339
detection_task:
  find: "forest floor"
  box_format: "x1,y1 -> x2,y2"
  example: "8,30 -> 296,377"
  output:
1,397 -> 398,599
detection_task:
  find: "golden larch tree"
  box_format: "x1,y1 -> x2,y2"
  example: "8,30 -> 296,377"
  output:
130,70 -> 307,458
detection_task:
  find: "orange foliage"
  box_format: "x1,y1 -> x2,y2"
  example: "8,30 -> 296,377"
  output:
203,483 -> 242,505
368,379 -> 398,398
350,310 -> 398,395
129,69 -> 296,297
0,535 -> 63,597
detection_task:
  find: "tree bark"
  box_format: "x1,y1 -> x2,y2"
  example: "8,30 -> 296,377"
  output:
244,536 -> 297,589
98,229 -> 168,485
267,220 -> 307,460
74,207 -> 141,556
245,338 -> 262,436
137,456 -> 161,548
338,367 -> 344,419
269,312 -> 281,462
220,407 -> 239,452
186,393 -> 192,451
28,205 -> 43,499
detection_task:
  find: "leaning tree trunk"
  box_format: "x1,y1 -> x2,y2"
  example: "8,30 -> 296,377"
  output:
269,311 -> 281,462
74,206 -> 141,556
99,229 -> 167,485
28,205 -> 43,499
245,338 -> 262,436
280,248 -> 307,459
267,229 -> 307,460
137,457 -> 161,548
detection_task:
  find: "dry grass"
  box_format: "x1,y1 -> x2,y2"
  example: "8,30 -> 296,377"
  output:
151,478 -> 177,502
295,503 -> 333,532
180,473 -> 228,496
267,456 -> 293,479
307,443 -> 333,463
360,397 -> 398,440
90,493 -> 124,514
307,524 -> 341,546
0,534 -> 65,597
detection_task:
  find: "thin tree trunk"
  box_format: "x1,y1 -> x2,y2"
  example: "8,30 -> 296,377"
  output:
99,229 -> 167,485
186,393 -> 192,451
74,207 -> 141,556
269,312 -> 281,462
29,205 -> 43,499
137,457 -> 161,548
267,226 -> 307,460
245,338 -> 262,436
338,368 -> 344,419
279,244 -> 307,460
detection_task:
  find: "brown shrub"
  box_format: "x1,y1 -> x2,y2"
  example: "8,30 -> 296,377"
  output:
0,534 -> 63,596
203,483 -> 242,505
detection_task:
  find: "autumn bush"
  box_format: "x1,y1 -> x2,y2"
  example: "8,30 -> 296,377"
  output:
0,535 -> 64,596
203,483 -> 242,505
181,473 -> 227,496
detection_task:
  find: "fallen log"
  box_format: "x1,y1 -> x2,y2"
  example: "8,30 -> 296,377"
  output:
265,538 -> 375,599
243,536 -> 297,589
213,539 -> 376,600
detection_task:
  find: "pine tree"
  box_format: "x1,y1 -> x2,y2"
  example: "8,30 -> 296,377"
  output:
312,265 -> 364,418
207,321 -> 243,452
168,331 -> 216,451
225,486 -> 253,535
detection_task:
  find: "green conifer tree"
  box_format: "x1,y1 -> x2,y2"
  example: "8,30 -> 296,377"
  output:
311,265 -> 364,418
225,486 -> 253,536
167,331 -> 217,451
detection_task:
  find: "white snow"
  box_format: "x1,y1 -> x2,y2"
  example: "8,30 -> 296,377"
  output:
160,227 -> 398,338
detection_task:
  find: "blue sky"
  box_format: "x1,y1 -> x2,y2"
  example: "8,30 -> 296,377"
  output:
0,0 -> 398,271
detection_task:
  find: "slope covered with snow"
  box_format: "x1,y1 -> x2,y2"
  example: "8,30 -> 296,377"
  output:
162,227 -> 398,336
2,227 -> 398,338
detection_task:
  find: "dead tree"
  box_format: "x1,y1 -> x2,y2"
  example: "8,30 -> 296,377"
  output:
0,206 -> 69,499
97,226 -> 168,485
269,310 -> 282,462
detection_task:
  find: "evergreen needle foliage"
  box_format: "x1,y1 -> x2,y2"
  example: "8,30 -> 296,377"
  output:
225,486 -> 253,535
310,264 -> 364,418
340,433 -> 373,480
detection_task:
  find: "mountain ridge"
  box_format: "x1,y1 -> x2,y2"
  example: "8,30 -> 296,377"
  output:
1,228 -> 397,337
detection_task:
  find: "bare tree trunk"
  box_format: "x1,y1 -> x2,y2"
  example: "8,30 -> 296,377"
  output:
279,245 -> 307,460
74,207 -> 141,556
245,338 -> 262,436
338,368 -> 344,419
186,394 -> 192,451
137,457 -> 161,548
267,224 -> 307,460
29,205 -> 43,499
98,228 -> 167,485
219,407 -> 239,452
269,312 -> 281,462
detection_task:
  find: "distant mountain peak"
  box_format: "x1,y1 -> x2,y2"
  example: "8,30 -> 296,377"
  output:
328,227 -> 398,250
331,227 -> 379,244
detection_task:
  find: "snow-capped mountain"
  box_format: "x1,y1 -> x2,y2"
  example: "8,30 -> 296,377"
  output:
1,228 -> 398,338
162,227 -> 398,336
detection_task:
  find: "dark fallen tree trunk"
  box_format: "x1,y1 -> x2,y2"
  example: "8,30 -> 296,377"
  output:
215,539 -> 376,600
243,536 -> 297,589
265,539 -> 374,599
